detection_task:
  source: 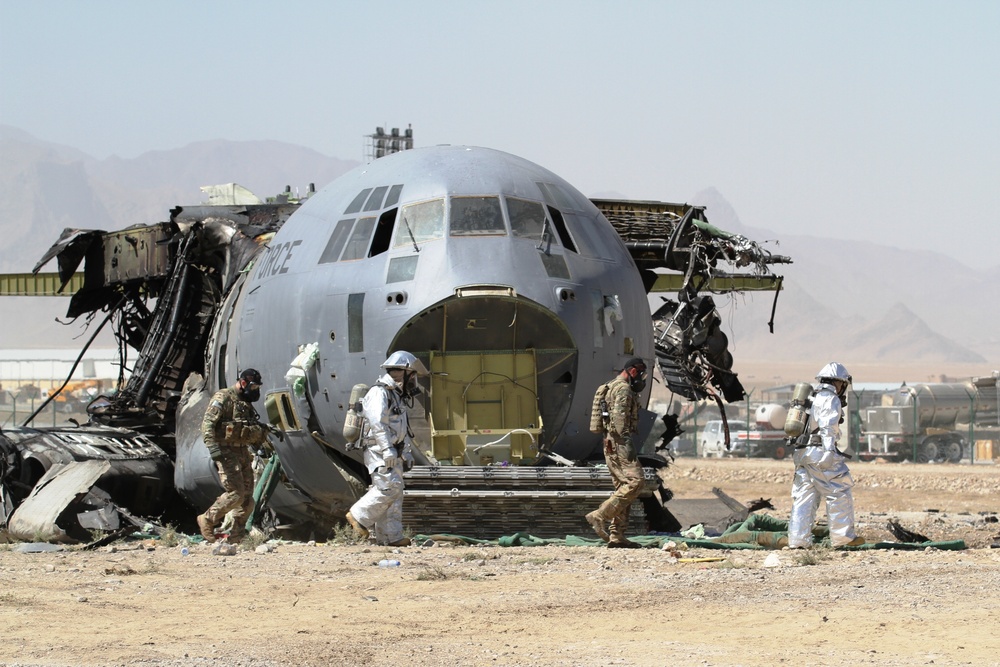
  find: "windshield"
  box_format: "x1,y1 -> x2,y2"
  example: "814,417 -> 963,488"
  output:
450,196 -> 505,236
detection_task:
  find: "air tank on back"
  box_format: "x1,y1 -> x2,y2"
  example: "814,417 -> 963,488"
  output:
784,382 -> 814,438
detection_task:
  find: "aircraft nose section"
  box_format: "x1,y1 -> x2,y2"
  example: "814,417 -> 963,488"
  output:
390,289 -> 577,465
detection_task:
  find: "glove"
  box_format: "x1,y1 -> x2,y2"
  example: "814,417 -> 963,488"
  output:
382,451 -> 398,470
206,443 -> 222,461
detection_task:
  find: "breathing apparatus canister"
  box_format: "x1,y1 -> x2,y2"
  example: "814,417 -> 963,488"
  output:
783,382 -> 814,438
342,383 -> 369,445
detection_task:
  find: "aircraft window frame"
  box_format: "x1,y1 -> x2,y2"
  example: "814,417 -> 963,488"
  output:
387,255 -> 419,283
535,181 -> 579,211
340,217 -> 377,261
384,184 -> 404,208
449,196 -> 506,237
368,208 -> 398,257
318,218 -> 354,264
393,198 -> 445,249
363,186 -> 389,212
560,210 -> 612,260
344,189 -> 372,214
506,197 -> 554,243
540,252 -> 570,279
547,206 -> 577,253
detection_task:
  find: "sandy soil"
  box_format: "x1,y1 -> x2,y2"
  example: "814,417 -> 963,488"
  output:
2,457 -> 999,667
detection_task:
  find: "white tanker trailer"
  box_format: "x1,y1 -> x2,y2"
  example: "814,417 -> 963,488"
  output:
859,372 -> 1000,463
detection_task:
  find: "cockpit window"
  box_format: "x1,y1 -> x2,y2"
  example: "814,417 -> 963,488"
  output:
340,217 -> 376,261
363,186 -> 389,212
450,196 -> 505,236
561,210 -> 611,259
344,189 -> 372,214
507,197 -> 552,242
393,199 -> 445,248
535,182 -> 578,211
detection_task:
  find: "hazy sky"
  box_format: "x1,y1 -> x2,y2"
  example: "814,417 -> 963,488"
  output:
2,1 -> 998,268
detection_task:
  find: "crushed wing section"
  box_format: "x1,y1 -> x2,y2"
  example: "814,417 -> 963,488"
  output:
29,200 -> 300,440
594,199 -> 791,403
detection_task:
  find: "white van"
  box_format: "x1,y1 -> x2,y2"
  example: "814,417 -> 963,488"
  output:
699,419 -> 748,457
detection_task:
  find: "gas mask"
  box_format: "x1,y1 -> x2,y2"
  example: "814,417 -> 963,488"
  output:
833,380 -> 848,403
404,372 -> 422,397
240,381 -> 261,403
627,366 -> 647,393
391,370 -> 422,407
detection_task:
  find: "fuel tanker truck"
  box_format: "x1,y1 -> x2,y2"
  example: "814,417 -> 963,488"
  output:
859,372 -> 1000,463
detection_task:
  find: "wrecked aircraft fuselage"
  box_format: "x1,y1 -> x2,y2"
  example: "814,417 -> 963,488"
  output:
3,146 -> 790,541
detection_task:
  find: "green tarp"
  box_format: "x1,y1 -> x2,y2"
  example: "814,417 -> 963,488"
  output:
414,513 -> 967,550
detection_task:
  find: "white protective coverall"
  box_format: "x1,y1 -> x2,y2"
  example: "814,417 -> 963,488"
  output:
347,373 -> 416,544
788,382 -> 858,548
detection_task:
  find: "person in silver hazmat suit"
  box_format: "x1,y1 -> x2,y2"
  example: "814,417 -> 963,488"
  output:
345,351 -> 428,546
788,362 -> 865,549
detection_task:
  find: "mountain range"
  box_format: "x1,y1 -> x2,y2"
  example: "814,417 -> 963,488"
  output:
1,125 -> 996,374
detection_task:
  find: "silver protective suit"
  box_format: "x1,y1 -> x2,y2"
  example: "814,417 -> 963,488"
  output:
347,372 -> 416,544
788,383 -> 858,548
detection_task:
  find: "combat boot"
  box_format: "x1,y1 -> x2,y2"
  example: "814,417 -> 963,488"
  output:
388,537 -> 411,547
838,536 -> 866,548
345,511 -> 370,540
197,514 -> 216,543
587,495 -> 629,542
585,511 -> 610,541
607,537 -> 641,549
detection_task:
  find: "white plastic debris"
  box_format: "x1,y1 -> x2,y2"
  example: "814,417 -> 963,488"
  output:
285,342 -> 320,397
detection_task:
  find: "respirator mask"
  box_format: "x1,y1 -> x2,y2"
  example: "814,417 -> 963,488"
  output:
240,382 -> 261,403
627,366 -> 647,393
396,370 -> 422,407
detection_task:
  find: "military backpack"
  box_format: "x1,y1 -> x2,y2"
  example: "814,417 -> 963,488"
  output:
589,382 -> 612,434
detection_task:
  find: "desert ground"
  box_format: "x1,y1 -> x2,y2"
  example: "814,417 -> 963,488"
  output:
2,456 -> 999,667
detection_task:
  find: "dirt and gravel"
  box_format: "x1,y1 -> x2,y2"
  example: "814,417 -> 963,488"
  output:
2,457 -> 999,667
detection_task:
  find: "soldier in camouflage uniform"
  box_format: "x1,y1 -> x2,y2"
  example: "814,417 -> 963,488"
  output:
197,368 -> 267,544
585,358 -> 647,548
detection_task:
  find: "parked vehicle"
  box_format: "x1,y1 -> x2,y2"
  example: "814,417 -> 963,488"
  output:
732,403 -> 792,459
699,419 -> 748,457
860,373 -> 999,463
